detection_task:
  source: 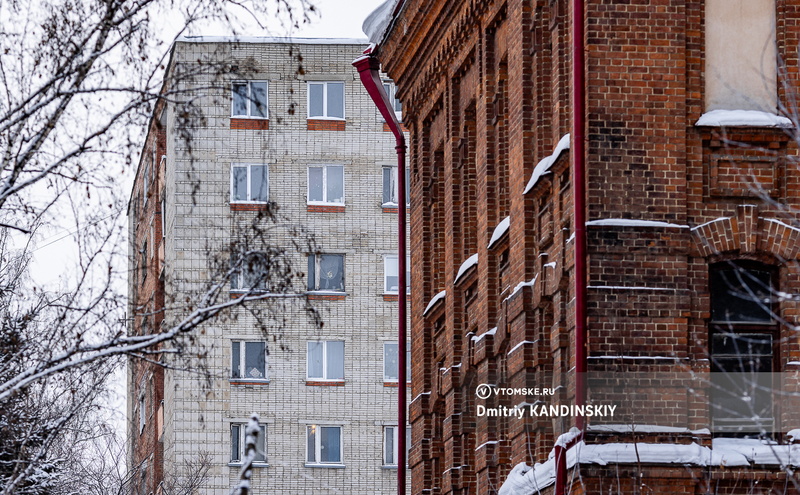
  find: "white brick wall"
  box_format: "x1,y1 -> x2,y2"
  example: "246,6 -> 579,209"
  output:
157,40 -> 410,494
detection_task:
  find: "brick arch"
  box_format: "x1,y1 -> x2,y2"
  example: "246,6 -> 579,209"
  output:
691,204 -> 800,260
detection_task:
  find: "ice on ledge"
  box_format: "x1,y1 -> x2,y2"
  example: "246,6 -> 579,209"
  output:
523,134 -> 571,194
488,216 -> 511,249
471,327 -> 497,343
696,109 -> 793,128
362,0 -> 400,43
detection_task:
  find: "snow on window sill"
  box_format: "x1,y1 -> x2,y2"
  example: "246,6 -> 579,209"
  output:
305,463 -> 346,469
228,462 -> 269,468
695,109 -> 793,128
306,379 -> 345,386
306,116 -> 346,121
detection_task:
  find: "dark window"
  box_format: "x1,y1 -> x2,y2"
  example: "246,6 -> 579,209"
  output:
308,254 -> 344,292
709,262 -> 777,436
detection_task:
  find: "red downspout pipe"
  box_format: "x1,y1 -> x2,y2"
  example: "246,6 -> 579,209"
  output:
353,54 -> 408,495
556,0 -> 587,492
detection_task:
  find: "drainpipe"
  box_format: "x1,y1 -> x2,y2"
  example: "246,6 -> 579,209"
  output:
556,0 -> 587,492
353,54 -> 408,495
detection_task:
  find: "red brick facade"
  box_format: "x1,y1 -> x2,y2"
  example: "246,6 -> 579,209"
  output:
375,0 -> 800,493
128,112 -> 167,493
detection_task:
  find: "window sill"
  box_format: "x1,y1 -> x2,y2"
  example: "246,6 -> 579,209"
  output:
230,118 -> 270,130
230,379 -> 270,386
305,463 -> 346,469
306,292 -> 346,301
230,290 -> 271,299
307,119 -> 346,131
230,202 -> 269,212
695,110 -> 792,128
381,204 -> 410,213
306,380 -> 345,386
307,204 -> 345,213
228,462 -> 269,468
383,381 -> 411,387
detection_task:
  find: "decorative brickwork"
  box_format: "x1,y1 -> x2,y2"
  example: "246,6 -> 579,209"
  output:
376,0 -> 800,493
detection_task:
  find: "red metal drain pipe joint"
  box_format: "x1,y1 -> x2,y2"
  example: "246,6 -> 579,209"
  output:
353,53 -> 408,495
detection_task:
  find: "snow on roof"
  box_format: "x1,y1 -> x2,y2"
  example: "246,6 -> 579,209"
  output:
523,134 -> 570,194
586,218 -> 689,229
712,437 -> 800,466
362,0 -> 401,44
696,109 -> 793,128
423,289 -> 447,316
488,216 -> 511,249
454,253 -> 479,284
177,35 -> 368,45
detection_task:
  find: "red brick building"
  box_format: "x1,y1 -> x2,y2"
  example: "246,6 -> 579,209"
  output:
364,0 -> 800,493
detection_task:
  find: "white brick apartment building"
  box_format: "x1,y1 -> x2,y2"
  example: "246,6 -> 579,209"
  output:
127,37 -> 410,494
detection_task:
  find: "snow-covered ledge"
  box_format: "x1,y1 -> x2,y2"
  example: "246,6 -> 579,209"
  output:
488,216 -> 510,249
454,253 -> 478,284
695,109 -> 793,128
423,290 -> 447,316
523,134 -> 571,194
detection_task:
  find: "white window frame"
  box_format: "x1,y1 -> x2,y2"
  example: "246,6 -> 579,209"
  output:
307,253 -> 345,292
383,342 -> 411,382
382,82 -> 403,121
382,165 -> 410,207
305,424 -> 344,466
230,422 -> 268,465
383,425 -> 411,467
307,164 -> 344,205
306,340 -> 345,381
231,81 -> 269,118
307,81 -> 345,120
231,341 -> 268,381
230,251 -> 269,292
383,255 -> 411,294
230,164 -> 269,203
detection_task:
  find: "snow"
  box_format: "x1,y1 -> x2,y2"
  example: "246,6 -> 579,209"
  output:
588,285 -> 676,291
787,361 -> 800,366
504,275 -> 538,302
543,262 -> 556,269
712,437 -> 800,466
454,253 -> 479,284
588,425 -> 710,435
765,218 -> 800,234
690,216 -> 729,231
423,290 -> 447,316
362,0 -> 401,44
488,216 -> 511,249
566,232 -> 576,243
410,391 -> 431,404
507,340 -> 538,356
696,109 -> 793,128
587,355 -> 682,360
177,35 -> 369,45
788,429 -> 800,441
471,327 -> 498,343
523,134 -> 571,194
475,440 -> 499,451
555,427 -> 583,448
586,218 -> 689,229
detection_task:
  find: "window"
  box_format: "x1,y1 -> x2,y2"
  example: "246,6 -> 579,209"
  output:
230,423 -> 267,464
383,342 -> 411,382
307,254 -> 344,292
138,393 -> 146,434
231,341 -> 267,380
308,82 -> 344,119
705,0 -> 776,112
231,252 -> 269,291
709,262 -> 777,435
382,82 -> 402,120
307,165 -> 344,205
384,255 -> 411,294
140,242 -> 147,283
306,425 -> 342,465
231,164 -> 268,203
307,341 -> 344,381
383,426 -> 411,467
382,165 -> 410,206
232,81 -> 268,118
